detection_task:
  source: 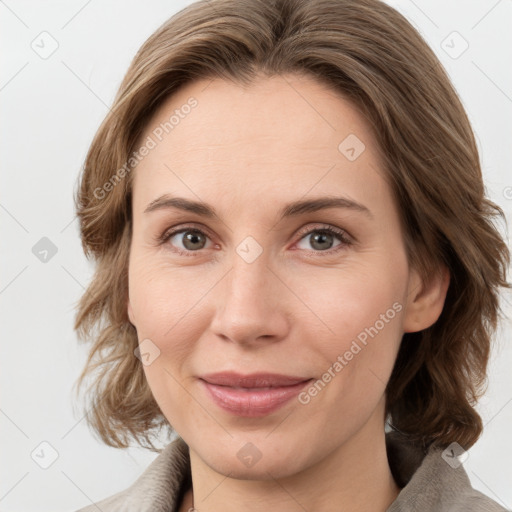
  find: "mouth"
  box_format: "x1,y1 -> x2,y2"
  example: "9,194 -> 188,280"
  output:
199,372 -> 313,417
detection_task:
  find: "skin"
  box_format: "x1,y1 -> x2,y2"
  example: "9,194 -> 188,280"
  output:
127,73 -> 450,512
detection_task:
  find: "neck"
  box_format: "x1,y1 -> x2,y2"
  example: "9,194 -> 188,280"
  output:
181,418 -> 400,512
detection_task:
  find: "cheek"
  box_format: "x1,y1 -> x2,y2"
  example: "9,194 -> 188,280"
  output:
292,258 -> 406,412
295,262 -> 405,349
128,254 -> 208,429
128,252 -> 213,335
127,252 -> 222,401
141,359 -> 206,441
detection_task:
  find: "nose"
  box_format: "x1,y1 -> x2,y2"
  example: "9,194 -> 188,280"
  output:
209,246 -> 290,347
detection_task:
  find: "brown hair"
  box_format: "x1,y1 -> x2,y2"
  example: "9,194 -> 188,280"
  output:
73,0 -> 510,452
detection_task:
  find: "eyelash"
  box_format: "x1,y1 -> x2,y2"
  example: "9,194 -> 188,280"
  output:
157,223 -> 353,258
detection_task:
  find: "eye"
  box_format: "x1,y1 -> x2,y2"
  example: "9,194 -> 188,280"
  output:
159,226 -> 215,256
157,223 -> 352,256
294,225 -> 352,254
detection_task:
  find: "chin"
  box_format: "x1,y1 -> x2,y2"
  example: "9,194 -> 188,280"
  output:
205,453 -> 298,481
190,434 -> 318,481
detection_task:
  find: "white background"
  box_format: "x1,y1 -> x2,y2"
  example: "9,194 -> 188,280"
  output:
1,0 -> 511,510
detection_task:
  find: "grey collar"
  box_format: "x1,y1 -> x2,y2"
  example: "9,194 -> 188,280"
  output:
78,431 -> 508,511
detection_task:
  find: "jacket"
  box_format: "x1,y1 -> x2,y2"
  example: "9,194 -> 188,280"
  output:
75,431 -> 509,511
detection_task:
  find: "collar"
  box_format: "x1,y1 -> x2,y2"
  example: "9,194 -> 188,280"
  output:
83,431 -> 507,511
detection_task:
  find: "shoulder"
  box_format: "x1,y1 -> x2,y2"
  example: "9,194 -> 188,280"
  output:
386,431 -> 509,512
73,437 -> 191,512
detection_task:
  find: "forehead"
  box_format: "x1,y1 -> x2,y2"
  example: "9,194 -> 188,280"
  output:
132,74 -> 390,216
139,73 -> 375,156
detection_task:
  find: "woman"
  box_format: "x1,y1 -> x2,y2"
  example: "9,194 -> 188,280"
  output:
72,0 -> 510,510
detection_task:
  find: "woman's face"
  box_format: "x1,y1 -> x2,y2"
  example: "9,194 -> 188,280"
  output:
127,74 -> 434,479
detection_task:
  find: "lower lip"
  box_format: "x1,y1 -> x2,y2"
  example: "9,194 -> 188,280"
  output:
200,379 -> 312,417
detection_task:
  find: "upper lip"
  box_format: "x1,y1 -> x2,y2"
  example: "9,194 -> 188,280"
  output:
200,372 -> 311,388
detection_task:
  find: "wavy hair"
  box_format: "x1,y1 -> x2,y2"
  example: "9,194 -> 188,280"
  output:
73,0 -> 510,452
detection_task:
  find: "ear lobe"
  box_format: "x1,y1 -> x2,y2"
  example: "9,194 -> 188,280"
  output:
127,298 -> 136,326
402,264 -> 450,333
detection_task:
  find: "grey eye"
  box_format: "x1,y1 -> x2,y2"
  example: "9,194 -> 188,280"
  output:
171,230 -> 208,251
296,230 -> 342,251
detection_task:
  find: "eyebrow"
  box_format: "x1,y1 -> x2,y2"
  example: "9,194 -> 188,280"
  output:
143,194 -> 373,220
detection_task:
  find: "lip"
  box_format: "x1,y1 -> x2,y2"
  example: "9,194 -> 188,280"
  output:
199,372 -> 312,417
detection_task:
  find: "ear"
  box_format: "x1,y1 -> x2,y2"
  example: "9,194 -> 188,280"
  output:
127,297 -> 136,326
402,264 -> 450,333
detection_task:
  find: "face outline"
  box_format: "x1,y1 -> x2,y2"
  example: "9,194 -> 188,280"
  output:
126,73 -> 449,482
